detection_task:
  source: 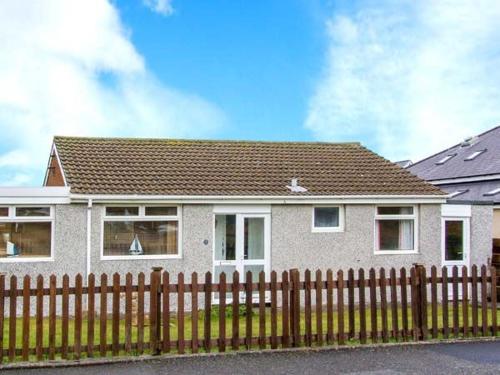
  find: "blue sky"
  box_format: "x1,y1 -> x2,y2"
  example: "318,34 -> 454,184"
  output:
1,0 -> 500,186
117,0 -> 328,141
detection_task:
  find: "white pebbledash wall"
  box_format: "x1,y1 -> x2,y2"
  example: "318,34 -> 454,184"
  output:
0,203 -> 492,281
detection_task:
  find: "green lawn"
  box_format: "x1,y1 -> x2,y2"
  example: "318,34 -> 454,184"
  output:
2,303 -> 499,362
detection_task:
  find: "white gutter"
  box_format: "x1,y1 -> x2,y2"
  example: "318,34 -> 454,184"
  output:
70,193 -> 447,205
86,198 -> 92,278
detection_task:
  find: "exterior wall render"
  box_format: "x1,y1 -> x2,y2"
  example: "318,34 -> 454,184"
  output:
470,204 -> 494,266
270,204 -> 444,274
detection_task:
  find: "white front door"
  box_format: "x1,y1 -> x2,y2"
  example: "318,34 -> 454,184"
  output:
442,217 -> 470,297
213,212 -> 271,301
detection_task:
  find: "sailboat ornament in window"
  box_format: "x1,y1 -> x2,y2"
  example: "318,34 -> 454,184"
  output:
129,234 -> 144,255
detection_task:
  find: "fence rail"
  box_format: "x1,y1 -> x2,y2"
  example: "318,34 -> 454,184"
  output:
0,264 -> 498,363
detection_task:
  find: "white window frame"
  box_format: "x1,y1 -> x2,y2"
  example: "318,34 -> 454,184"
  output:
311,205 -> 344,233
101,204 -> 182,260
441,217 -> 470,266
374,205 -> 418,255
0,205 -> 55,263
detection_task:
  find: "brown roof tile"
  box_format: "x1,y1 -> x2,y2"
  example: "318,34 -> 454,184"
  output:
52,136 -> 445,196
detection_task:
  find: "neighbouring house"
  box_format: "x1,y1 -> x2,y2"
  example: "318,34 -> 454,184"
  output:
0,136 -> 492,284
408,125 -> 500,276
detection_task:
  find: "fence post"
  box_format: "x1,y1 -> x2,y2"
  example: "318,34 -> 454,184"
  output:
151,267 -> 163,355
413,264 -> 424,341
289,269 -> 300,347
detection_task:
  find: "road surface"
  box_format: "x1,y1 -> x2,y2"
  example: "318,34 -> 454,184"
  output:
5,340 -> 500,374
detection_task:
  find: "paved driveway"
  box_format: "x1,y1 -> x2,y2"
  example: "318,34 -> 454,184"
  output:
5,340 -> 500,375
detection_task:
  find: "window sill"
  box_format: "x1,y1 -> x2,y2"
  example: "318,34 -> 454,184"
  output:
374,250 -> 419,255
101,255 -> 182,261
0,257 -> 54,263
312,227 -> 344,233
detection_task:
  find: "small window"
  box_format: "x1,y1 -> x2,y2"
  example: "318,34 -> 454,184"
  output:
105,207 -> 139,216
312,206 -> 343,232
0,207 -> 8,217
145,206 -> 177,216
375,206 -> 417,253
449,190 -> 468,198
377,206 -> 413,215
435,154 -> 455,165
484,187 -> 500,196
465,149 -> 486,161
15,207 -> 51,217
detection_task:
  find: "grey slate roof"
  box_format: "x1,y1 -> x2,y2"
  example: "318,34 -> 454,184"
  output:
438,180 -> 500,204
408,125 -> 500,181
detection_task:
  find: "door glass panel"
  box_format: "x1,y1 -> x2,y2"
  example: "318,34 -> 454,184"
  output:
244,265 -> 264,296
445,220 -> 464,261
244,218 -> 264,260
214,265 -> 236,300
214,215 -> 236,261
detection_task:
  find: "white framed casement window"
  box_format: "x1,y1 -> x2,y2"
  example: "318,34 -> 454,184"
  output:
0,205 -> 54,262
101,205 -> 182,260
312,205 -> 344,232
374,205 -> 418,254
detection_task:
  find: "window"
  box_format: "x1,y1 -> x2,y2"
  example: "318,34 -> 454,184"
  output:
0,206 -> 53,260
105,206 -> 139,216
103,205 -> 180,258
444,220 -> 464,261
375,206 -> 417,253
312,206 -> 343,232
464,149 -> 486,161
435,154 -> 456,165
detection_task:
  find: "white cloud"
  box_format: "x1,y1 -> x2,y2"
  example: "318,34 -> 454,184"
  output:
305,1 -> 500,162
142,0 -> 174,16
0,0 -> 224,185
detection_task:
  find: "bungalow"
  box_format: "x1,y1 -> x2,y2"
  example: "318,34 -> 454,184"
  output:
0,136 -> 492,282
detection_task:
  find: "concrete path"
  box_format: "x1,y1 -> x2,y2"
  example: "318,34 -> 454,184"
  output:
5,340 -> 500,375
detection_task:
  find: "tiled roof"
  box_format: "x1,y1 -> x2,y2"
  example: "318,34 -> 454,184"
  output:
52,136 -> 445,196
408,125 -> 500,181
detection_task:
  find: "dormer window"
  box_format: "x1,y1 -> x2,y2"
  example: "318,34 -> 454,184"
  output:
464,149 -> 486,161
435,154 -> 456,165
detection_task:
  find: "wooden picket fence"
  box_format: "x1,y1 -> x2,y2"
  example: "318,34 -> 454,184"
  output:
0,264 -> 498,363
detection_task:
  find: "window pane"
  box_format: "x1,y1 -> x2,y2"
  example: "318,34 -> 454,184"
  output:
15,207 -> 50,217
378,219 -> 414,250
377,206 -> 413,215
214,215 -> 236,260
244,217 -> 265,260
445,220 -> 464,261
103,220 -> 178,256
0,222 -> 51,258
105,207 -> 139,216
0,207 -> 8,216
145,206 -> 177,216
314,207 -> 339,228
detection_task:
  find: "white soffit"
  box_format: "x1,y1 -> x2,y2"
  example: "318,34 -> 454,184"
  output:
0,187 -> 70,204
441,204 -> 471,217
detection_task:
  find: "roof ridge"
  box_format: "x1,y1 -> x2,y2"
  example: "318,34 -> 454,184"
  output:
409,124 -> 500,168
53,135 -> 361,146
